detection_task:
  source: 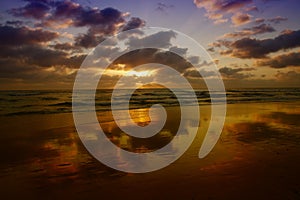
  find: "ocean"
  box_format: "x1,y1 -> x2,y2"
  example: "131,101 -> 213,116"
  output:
1,88 -> 300,116
0,88 -> 300,199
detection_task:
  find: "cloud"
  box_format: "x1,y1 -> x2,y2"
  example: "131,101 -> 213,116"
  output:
183,69 -> 202,78
219,66 -> 255,79
0,25 -> 59,46
231,13 -> 252,26
18,0 -> 125,28
0,51 -> 79,88
122,17 -> 146,31
50,0 -> 83,21
218,29 -> 300,58
8,0 -> 147,49
275,71 -> 300,81
268,16 -> 288,24
193,0 -> 286,27
104,45 -> 215,85
109,48 -> 195,74
1,0 -> 151,88
169,46 -> 188,56
92,47 -> 206,88
5,20 -> 24,26
256,51 -> 300,68
10,1 -> 136,36
183,68 -> 216,79
0,58 -> 37,78
222,24 -> 275,38
44,2 -> 127,33
194,0 -> 253,13
255,18 -> 265,24
0,44 -> 85,68
187,56 -> 201,65
9,0 -> 51,19
75,30 -> 105,48
126,30 -> 177,49
193,0 -> 253,24
204,12 -> 228,24
54,3 -> 144,48
254,16 -> 287,25
156,3 -> 174,13
245,5 -> 258,12
51,42 -> 80,52
70,7 -> 125,27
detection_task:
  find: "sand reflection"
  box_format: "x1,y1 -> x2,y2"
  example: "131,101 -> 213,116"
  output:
99,107 -> 182,153
223,102 -> 300,145
1,102 -> 300,199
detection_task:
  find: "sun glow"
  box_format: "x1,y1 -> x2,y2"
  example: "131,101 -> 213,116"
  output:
125,70 -> 154,77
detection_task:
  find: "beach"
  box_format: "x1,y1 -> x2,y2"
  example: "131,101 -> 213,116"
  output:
1,0 -> 299,199
0,90 -> 300,199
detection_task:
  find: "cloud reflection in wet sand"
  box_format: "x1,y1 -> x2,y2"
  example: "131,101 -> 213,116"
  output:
0,102 -> 300,199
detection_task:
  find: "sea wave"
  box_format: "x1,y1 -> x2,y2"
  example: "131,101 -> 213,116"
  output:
1,88 -> 299,116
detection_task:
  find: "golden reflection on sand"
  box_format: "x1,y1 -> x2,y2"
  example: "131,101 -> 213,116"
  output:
30,131 -> 81,182
129,108 -> 151,126
223,103 -> 300,144
1,102 -> 300,199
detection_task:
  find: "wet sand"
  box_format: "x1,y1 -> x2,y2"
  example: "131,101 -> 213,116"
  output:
0,102 -> 300,199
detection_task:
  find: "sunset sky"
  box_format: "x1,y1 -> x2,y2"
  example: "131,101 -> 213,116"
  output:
0,0 -> 299,89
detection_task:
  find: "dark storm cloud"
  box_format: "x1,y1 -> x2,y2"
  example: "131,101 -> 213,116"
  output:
169,46 -> 188,56
51,42 -> 80,52
256,52 -> 300,68
75,30 -> 105,49
5,20 -> 24,26
154,51 -> 194,72
127,30 -> 176,49
0,25 -> 59,46
23,0 -> 51,3
122,17 -> 146,31
51,2 -> 127,32
183,68 -> 217,79
10,0 -> 126,28
219,66 -> 255,79
108,47 -> 214,83
47,4 -> 126,37
110,48 -> 194,74
75,17 -> 128,48
0,45 -> 85,68
8,0 -> 148,50
51,0 -> 83,19
50,1 -> 145,48
9,0 -> 51,19
183,69 -> 202,78
187,56 -> 201,65
219,29 -> 300,58
0,0 -> 152,88
0,60 -> 76,86
10,0 -> 137,37
71,7 -> 124,27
